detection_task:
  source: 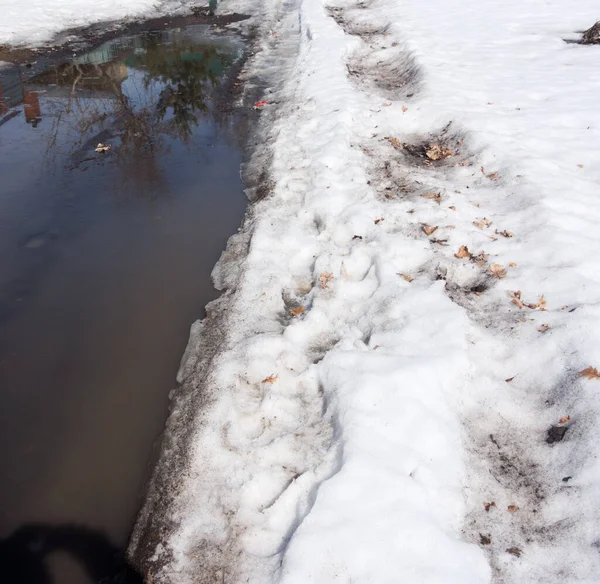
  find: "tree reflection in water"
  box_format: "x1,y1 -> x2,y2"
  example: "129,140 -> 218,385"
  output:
26,28 -> 236,196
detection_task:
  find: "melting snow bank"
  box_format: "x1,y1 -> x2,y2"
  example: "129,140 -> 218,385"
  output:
0,0 -> 163,46
130,0 -> 600,582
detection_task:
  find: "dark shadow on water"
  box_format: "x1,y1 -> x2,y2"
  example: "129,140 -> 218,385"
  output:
0,524 -> 142,584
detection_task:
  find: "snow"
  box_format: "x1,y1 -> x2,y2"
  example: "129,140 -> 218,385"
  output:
116,0 -> 600,581
0,0 -> 161,46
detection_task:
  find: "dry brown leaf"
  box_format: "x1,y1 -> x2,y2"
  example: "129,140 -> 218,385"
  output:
577,164 -> 584,168
386,136 -> 401,148
559,415 -> 571,424
472,252 -> 488,267
401,105 -> 408,113
470,201 -> 480,207
449,205 -> 456,211
446,225 -> 456,229
489,263 -> 507,279
289,306 -> 306,317
473,217 -> 492,229
526,295 -> 547,311
580,366 -> 600,380
420,192 -> 442,205
455,245 -> 472,259
509,262 -> 518,267
538,324 -> 551,333
398,273 -> 414,282
495,229 -> 514,238
319,272 -> 334,289
510,290 -> 525,309
426,143 -> 454,161
488,235 -> 499,241
262,374 -> 278,384
374,217 -> 385,224
383,102 -> 392,107
507,504 -> 519,513
422,224 -> 438,236
481,166 -> 500,180
484,502 -> 496,512
457,160 -> 471,167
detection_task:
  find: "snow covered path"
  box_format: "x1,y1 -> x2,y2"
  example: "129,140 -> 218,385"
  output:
128,0 -> 600,582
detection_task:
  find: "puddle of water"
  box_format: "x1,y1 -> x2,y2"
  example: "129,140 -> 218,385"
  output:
0,24 -> 247,583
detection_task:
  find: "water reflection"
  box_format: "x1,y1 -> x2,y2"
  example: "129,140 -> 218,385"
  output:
0,26 -> 241,194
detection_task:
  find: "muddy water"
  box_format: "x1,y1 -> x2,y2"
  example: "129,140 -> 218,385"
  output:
0,25 -> 247,583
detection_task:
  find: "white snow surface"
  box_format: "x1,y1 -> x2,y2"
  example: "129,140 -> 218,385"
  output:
138,0 -> 600,582
0,0 -> 161,45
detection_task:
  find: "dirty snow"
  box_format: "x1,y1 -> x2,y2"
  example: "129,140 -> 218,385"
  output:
0,0 -> 161,46
125,0 -> 600,582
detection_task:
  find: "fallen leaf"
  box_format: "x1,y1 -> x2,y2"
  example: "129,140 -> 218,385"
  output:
289,306 -> 306,317
319,272 -> 334,289
580,366 -> 600,380
386,136 -> 401,148
383,102 -> 392,107
95,143 -> 111,152
484,502 -> 496,512
481,166 -> 500,180
457,160 -> 471,167
538,324 -> 551,333
398,273 -> 414,282
401,105 -> 408,113
506,547 -> 522,558
509,290 -> 525,309
526,295 -> 547,311
420,192 -> 441,205
577,164 -> 584,168
507,504 -> 519,513
374,217 -> 385,224
473,217 -> 492,229
470,201 -> 480,207
509,262 -> 518,267
472,252 -> 488,267
426,143 -> 454,160
446,225 -> 456,229
495,229 -> 514,238
262,374 -> 278,384
422,224 -> 438,236
559,415 -> 571,424
449,205 -> 456,211
455,245 -> 472,259
488,235 -> 499,241
505,376 -> 515,382
489,263 -> 507,279
407,209 -> 415,214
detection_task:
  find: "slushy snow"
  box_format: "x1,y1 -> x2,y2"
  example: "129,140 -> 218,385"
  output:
29,0 -> 594,580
